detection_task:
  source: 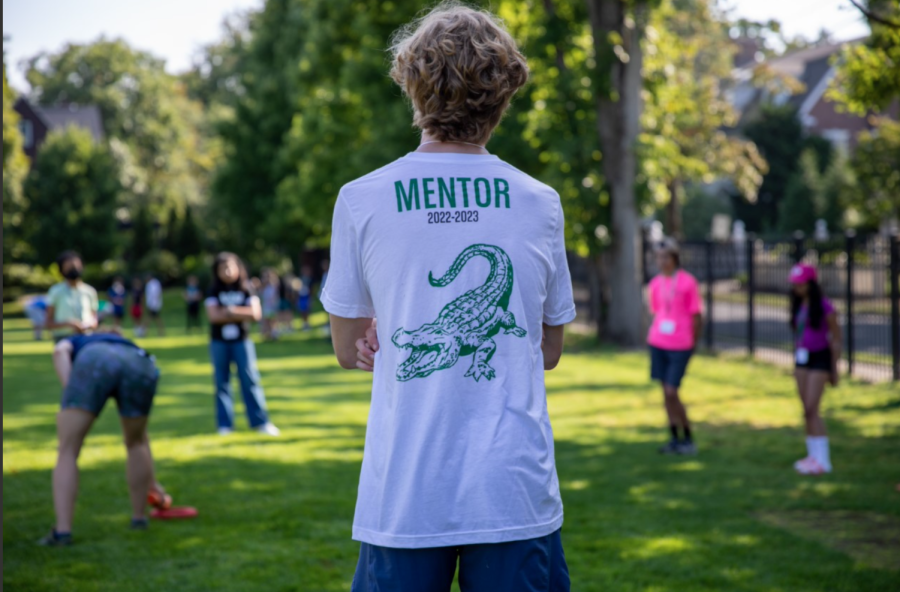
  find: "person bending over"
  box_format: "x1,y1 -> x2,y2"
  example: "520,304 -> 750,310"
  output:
325,5 -> 575,590
39,331 -> 167,546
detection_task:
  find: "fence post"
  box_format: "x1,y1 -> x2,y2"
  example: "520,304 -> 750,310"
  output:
705,238 -> 714,350
747,234 -> 756,356
891,232 -> 900,382
844,231 -> 855,377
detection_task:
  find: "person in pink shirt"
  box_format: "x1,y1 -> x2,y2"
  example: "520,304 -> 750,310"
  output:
789,263 -> 841,475
647,239 -> 702,455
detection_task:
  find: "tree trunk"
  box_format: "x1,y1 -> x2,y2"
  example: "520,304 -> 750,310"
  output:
587,0 -> 647,346
665,178 -> 683,239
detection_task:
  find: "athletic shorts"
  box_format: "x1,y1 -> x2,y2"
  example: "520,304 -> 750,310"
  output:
61,342 -> 159,417
131,305 -> 143,320
279,299 -> 292,312
148,308 -> 161,318
650,346 -> 693,388
113,305 -> 125,319
297,295 -> 311,313
351,529 -> 569,592
796,347 -> 832,372
187,302 -> 201,317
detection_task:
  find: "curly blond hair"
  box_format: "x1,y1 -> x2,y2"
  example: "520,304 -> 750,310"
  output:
390,2 -> 529,144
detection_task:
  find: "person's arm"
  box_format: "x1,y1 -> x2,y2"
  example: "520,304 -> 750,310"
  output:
331,314 -> 376,370
44,305 -> 84,332
827,311 -> 842,386
226,296 -> 262,322
542,323 -> 565,370
53,340 -> 74,387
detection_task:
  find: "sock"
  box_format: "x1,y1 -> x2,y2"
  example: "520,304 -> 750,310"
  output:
670,425 -> 678,441
682,426 -> 692,442
806,436 -> 815,459
812,436 -> 831,470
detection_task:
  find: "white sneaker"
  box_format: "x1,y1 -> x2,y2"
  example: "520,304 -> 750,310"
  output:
256,422 -> 280,437
217,427 -> 234,436
795,457 -> 830,475
793,456 -> 813,470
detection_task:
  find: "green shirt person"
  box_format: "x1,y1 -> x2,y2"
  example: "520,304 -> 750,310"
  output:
45,251 -> 99,342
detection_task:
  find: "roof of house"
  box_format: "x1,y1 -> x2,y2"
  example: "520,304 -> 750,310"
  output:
15,98 -> 105,142
36,104 -> 105,141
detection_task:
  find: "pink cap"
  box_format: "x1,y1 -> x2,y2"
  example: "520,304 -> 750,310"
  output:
789,263 -> 817,284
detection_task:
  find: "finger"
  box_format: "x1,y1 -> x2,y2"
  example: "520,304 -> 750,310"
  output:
366,328 -> 380,352
355,360 -> 374,372
356,337 -> 376,359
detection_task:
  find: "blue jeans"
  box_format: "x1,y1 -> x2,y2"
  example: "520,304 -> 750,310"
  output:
210,339 -> 269,429
351,529 -> 569,592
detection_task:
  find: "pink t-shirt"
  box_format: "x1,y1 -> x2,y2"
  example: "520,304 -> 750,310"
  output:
647,270 -> 702,351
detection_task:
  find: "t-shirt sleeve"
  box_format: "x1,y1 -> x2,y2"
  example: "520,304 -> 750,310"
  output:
47,284 -> 62,308
543,200 -> 577,326
204,288 -> 219,308
321,193 -> 375,318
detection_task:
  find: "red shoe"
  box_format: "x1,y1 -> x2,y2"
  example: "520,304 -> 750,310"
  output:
147,489 -> 172,510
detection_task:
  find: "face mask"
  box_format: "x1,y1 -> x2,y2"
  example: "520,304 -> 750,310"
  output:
63,268 -> 82,280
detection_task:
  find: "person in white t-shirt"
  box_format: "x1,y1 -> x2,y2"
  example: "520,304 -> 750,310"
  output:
323,5 -> 575,591
144,274 -> 164,336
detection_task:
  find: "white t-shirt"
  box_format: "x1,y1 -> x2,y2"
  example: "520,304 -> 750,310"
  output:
321,152 -> 576,549
145,278 -> 163,311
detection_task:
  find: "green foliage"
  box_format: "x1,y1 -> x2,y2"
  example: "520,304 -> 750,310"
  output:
680,187 -> 734,240
22,127 -> 122,266
829,1 -> 900,114
137,249 -> 181,283
130,204 -> 155,264
177,205 -> 204,258
777,149 -> 853,235
24,39 -> 208,213
848,117 -> 900,230
3,59 -> 30,262
640,0 -> 766,229
740,105 -> 834,233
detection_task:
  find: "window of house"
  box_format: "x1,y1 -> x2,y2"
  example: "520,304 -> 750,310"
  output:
18,120 -> 34,149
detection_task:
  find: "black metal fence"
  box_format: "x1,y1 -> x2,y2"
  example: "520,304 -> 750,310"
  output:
639,231 -> 900,382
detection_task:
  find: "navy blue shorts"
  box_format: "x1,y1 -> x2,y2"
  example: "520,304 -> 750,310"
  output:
62,342 -> 159,417
351,528 -> 569,592
650,346 -> 693,388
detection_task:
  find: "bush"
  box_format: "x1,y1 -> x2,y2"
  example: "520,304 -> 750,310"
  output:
2,263 -> 58,302
137,250 -> 182,285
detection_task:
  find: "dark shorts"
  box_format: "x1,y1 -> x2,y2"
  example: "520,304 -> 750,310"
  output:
279,299 -> 292,312
148,308 -> 161,318
352,529 -> 569,592
297,295 -> 311,312
796,347 -> 832,372
61,342 -> 159,417
113,305 -> 125,319
650,346 -> 694,388
187,302 -> 201,317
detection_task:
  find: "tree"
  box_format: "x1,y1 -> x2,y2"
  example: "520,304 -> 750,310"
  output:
849,118 -> 900,230
640,0 -> 766,238
587,0 -> 651,346
3,54 -> 30,262
24,39 -> 208,214
23,128 -> 122,265
131,205 -> 155,265
177,205 -> 204,257
740,105 -> 832,233
830,1 -> 900,114
777,150 -> 820,235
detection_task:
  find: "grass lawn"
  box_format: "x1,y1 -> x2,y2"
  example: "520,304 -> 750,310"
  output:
3,290 -> 899,591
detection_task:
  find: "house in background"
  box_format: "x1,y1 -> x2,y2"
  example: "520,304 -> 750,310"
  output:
730,40 -> 897,153
13,97 -> 104,161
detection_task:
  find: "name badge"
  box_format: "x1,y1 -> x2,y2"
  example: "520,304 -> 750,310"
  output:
659,320 -> 676,335
222,324 -> 240,340
795,348 -> 809,365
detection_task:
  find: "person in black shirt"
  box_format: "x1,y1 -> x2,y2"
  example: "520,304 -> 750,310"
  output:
38,331 -> 168,546
205,252 -> 279,436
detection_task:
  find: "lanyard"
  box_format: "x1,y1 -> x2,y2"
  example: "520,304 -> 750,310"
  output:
795,307 -> 808,346
662,271 -> 679,315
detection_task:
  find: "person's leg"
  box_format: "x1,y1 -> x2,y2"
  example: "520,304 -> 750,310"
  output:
52,409 -> 96,534
802,370 -> 831,471
210,340 -> 235,430
120,416 -> 155,523
458,529 -> 570,592
350,542 -> 457,592
233,339 -> 271,428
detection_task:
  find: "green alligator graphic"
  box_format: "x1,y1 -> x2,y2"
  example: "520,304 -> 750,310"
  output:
392,244 -> 527,382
